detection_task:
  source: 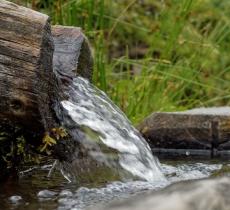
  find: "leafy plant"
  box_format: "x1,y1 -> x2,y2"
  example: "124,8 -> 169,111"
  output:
39,127 -> 69,155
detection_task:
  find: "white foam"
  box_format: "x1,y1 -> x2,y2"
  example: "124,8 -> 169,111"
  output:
59,77 -> 165,182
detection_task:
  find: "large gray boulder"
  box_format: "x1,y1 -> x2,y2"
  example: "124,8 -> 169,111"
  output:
138,107 -> 230,158
91,177 -> 230,210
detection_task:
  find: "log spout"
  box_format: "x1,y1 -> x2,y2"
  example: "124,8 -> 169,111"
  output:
0,1 -> 94,179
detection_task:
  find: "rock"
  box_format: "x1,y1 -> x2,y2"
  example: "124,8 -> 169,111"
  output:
137,107 -> 230,158
90,177 -> 230,210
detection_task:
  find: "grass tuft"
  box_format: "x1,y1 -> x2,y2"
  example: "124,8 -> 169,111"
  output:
12,0 -> 230,124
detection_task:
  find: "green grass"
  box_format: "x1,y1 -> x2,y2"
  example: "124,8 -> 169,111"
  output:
12,0 -> 230,124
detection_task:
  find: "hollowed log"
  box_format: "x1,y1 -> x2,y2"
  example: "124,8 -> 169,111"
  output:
52,25 -> 93,85
0,1 -> 94,179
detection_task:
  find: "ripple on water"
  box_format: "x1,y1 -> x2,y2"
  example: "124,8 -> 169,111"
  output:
57,180 -> 168,210
162,162 -> 222,182
3,162 -> 223,210
8,195 -> 23,204
56,162 -> 222,210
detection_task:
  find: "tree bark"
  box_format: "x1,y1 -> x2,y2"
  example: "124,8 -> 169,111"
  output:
0,2 -> 94,133
0,0 -> 57,133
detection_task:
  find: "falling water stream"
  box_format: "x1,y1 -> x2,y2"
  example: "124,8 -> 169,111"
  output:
0,77 -> 227,210
57,77 -> 165,183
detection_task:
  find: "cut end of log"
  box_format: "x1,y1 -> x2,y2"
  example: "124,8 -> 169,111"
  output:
0,0 -> 56,132
52,25 -> 93,83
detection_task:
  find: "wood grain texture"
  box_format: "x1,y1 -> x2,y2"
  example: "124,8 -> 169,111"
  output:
138,111 -> 230,152
0,0 -> 56,132
52,25 -> 93,87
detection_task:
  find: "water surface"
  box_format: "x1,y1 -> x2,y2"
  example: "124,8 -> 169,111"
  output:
0,160 -> 224,210
1,77 -> 227,210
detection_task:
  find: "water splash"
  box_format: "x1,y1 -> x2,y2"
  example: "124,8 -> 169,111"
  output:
57,77 -> 165,182
4,161 -> 222,210
56,162 -> 221,210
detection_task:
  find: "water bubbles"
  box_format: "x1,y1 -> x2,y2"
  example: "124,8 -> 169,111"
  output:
161,162 -> 222,182
59,190 -> 73,197
37,190 -> 58,200
9,195 -> 22,204
53,162 -> 222,210
185,151 -> 190,156
4,161 -> 223,210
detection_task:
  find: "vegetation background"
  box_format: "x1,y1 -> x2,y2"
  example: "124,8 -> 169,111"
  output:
12,0 -> 230,124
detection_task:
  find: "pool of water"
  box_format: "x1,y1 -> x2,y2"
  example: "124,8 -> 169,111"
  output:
1,77 -> 229,210
0,159 -> 225,210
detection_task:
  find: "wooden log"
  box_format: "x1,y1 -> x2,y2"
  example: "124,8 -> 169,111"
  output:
0,1 -> 94,179
52,25 -> 93,88
138,107 -> 230,158
0,0 -> 57,133
51,26 -> 94,163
